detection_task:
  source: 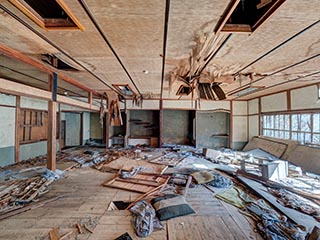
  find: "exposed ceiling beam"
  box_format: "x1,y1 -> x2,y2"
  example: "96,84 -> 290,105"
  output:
234,19 -> 320,76
227,53 -> 320,95
160,0 -> 170,101
0,42 -> 100,97
0,3 -> 124,97
0,77 -> 99,111
78,0 -> 142,97
235,70 -> 320,99
0,64 -> 84,97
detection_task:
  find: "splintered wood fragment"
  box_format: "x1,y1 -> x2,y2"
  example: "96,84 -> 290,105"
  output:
257,0 -> 272,9
76,223 -> 83,234
49,227 -> 60,240
184,176 -> 193,197
83,224 -> 94,233
60,231 -> 73,240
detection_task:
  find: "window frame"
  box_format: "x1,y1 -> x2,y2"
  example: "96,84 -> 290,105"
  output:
8,0 -> 85,31
262,111 -> 320,145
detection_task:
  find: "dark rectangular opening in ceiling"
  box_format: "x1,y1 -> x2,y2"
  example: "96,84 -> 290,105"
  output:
215,0 -> 286,33
176,85 -> 192,96
9,0 -> 85,30
113,84 -> 135,97
41,54 -> 79,71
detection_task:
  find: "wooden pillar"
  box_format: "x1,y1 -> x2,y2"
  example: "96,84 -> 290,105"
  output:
258,97 -> 262,136
47,101 -> 57,170
159,100 -> 163,147
105,111 -> 109,148
88,91 -> 92,108
15,96 -> 20,163
229,100 -> 233,149
47,73 -> 57,170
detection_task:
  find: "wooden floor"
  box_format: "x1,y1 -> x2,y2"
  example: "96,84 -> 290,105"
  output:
0,167 -> 263,240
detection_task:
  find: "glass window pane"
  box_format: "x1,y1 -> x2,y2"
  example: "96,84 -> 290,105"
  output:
284,132 -> 290,139
314,114 -> 320,133
269,115 -> 274,129
298,132 -> 304,144
284,114 -> 290,130
275,115 -> 280,129
292,114 -> 299,131
301,114 -> 311,132
304,133 -> 311,143
292,132 -> 298,141
313,134 -> 320,144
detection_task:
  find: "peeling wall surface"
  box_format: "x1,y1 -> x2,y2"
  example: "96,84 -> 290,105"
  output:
83,112 -> 90,144
21,96 -> 47,110
129,110 -> 159,137
162,110 -> 193,145
196,111 -> 230,149
0,105 -> 16,166
90,113 -> 103,140
65,113 -> 81,146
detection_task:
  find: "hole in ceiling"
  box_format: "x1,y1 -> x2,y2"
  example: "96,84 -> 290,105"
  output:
176,85 -> 192,96
9,0 -> 85,30
113,84 -> 135,96
41,54 -> 79,71
215,0 -> 286,33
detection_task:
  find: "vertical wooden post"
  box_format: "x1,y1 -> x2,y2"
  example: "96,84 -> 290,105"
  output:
47,73 -> 57,170
88,91 -> 93,108
47,101 -> 57,170
58,104 -> 62,152
287,90 -> 291,111
15,96 -> 21,163
258,97 -> 262,136
159,100 -> 163,147
105,111 -> 109,148
229,100 -> 233,149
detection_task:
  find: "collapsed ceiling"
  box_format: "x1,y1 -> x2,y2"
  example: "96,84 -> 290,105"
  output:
0,0 -> 319,101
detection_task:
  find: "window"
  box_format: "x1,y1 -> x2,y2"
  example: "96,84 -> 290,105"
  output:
113,84 -> 135,97
9,0 -> 85,31
19,109 -> 59,143
215,0 -> 286,33
262,112 -> 320,145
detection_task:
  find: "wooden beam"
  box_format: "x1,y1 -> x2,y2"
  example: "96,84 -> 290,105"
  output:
105,112 -> 109,148
258,97 -> 262,135
15,96 -> 20,163
287,90 -> 291,111
88,91 -> 93,107
0,43 -> 100,96
229,101 -> 233,149
0,77 -> 99,111
47,101 -> 57,171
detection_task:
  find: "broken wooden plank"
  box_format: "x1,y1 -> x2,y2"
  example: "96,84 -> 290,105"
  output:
237,175 -> 320,232
49,227 -> 60,240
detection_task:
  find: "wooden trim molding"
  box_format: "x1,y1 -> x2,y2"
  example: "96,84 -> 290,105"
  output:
15,96 -> 20,163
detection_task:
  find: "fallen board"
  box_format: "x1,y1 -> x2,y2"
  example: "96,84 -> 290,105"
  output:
103,173 -> 170,193
105,157 -> 168,174
237,176 -> 320,232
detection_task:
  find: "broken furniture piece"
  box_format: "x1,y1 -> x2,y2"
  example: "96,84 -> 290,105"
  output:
239,157 -> 288,181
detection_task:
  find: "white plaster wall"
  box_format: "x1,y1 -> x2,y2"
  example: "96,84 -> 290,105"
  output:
248,99 -> 259,115
19,140 -> 60,161
83,112 -> 90,143
198,101 -> 230,111
233,116 -> 248,141
261,92 -> 287,112
232,101 -> 247,115
163,100 -> 195,109
0,93 -> 16,106
126,100 -> 160,109
291,85 -> 320,110
21,96 -> 47,110
0,107 -> 15,148
248,115 -> 259,139
60,104 -> 87,111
